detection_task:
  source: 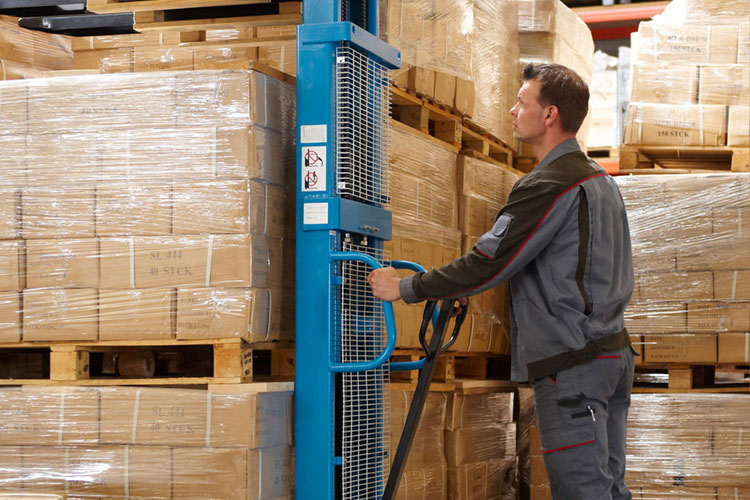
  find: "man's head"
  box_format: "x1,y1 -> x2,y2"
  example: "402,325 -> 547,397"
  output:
510,63 -> 589,144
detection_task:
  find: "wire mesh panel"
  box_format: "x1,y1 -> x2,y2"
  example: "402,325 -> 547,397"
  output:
338,239 -> 392,500
336,45 -> 391,207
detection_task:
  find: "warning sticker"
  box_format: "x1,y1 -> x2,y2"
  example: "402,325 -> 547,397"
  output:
302,146 -> 327,192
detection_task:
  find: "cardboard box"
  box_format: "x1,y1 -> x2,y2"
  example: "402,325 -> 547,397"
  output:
0,189 -> 19,239
133,47 -> 194,72
391,389 -> 447,473
71,31 -> 184,50
445,424 -> 516,467
625,302 -> 687,334
713,207 -> 750,239
0,445 -> 23,492
96,183 -> 172,236
445,391 -> 514,431
677,239 -> 750,271
99,384 -> 293,448
452,313 -> 491,352
630,335 -> 644,366
173,180 -> 289,237
687,301 -> 750,332
0,240 -> 22,291
631,64 -> 697,104
637,271 -> 713,301
740,22 -> 750,64
22,288 -> 98,341
0,291 -> 20,342
631,243 -> 676,273
0,136 -> 26,186
728,105 -> 750,146
455,78 -> 475,116
25,238 -> 99,288
448,457 -> 515,500
636,22 -> 739,64
718,487 -> 750,500
0,386 -> 99,445
22,186 -> 96,239
18,446 -> 67,493
25,132 -> 100,186
434,71 -> 456,107
172,445 -> 293,500
643,333 -> 717,363
100,234 -> 281,289
714,270 -> 750,299
0,82 -> 28,136
718,332 -> 750,364
624,103 -> 726,146
98,288 -> 173,341
699,65 -> 750,106
395,462 -> 447,500
258,42 -> 296,76
176,287 -> 280,342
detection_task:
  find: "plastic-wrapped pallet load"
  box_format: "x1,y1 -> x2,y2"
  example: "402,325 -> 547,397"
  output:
625,0 -> 750,147
0,70 -> 296,344
0,383 -> 294,499
516,0 -> 594,151
445,388 -> 517,500
615,174 -> 750,364
390,388 -> 448,499
587,51 -> 619,148
0,16 -> 73,79
457,153 -> 519,354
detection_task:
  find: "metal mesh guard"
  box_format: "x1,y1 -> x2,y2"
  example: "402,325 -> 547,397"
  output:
336,46 -> 391,207
339,241 -> 391,500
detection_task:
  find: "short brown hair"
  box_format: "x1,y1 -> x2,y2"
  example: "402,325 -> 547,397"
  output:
522,63 -> 589,134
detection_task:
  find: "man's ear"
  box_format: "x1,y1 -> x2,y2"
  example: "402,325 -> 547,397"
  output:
544,105 -> 559,128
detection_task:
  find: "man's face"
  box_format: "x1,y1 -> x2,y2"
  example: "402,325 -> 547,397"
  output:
510,79 -> 547,144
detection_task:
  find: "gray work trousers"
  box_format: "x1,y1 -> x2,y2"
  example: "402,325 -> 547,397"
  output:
533,345 -> 635,500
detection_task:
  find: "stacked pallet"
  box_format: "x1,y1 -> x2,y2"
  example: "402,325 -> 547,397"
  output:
0,384 -> 294,499
516,0 -> 594,162
622,0 -> 749,171
617,173 -> 750,372
0,16 -> 73,80
530,393 -> 750,499
0,69 -> 295,382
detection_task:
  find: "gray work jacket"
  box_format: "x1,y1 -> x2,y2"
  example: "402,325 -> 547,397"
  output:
399,139 -> 635,382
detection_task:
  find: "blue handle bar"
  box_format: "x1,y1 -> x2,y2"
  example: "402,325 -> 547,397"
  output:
329,251 -> 397,373
389,260 -> 433,373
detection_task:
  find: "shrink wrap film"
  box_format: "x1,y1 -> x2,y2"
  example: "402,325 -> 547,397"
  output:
0,70 -> 295,342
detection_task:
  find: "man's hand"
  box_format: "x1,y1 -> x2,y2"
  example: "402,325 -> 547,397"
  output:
367,267 -> 402,302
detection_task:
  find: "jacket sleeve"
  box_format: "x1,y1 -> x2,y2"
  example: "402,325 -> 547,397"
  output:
399,178 -> 581,303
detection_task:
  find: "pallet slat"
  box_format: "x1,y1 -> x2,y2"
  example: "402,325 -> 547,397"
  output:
87,0 -> 272,14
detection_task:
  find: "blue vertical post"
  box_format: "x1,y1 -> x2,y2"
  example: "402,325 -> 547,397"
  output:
295,1 -> 400,499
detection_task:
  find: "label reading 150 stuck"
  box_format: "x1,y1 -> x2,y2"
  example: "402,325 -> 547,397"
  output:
302,145 -> 327,192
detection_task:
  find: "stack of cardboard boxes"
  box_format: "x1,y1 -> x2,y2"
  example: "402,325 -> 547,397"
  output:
617,173 -> 750,364
0,384 -> 294,499
0,16 -> 72,80
0,69 -> 295,344
625,1 -> 750,147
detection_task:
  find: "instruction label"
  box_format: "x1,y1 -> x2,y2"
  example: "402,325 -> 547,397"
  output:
304,203 -> 329,225
302,146 -> 327,192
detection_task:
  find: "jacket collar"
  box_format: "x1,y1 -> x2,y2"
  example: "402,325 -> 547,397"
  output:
533,138 -> 582,173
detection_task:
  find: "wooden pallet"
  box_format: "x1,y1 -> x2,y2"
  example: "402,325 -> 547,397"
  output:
619,145 -> 750,174
0,338 -> 294,386
633,364 -> 750,393
391,86 -> 517,169
390,349 -> 509,382
87,0 -> 273,14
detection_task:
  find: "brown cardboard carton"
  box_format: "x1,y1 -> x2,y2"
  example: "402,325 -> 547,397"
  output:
0,445 -> 23,492
394,462 -> 447,500
100,234 -> 280,289
630,335 -> 644,366
643,333 -> 717,363
0,386 -> 98,445
699,65 -> 750,106
636,22 -> 739,64
728,105 -> 750,146
638,486 -> 719,499
25,132 -> 100,186
687,301 -> 750,332
448,457 -> 515,500
445,391 -> 514,431
740,22 -> 750,64
99,384 -> 293,448
172,445 -> 294,500
176,287 -> 275,342
625,303 -> 687,334
713,207 -> 750,238
19,446 -> 67,494
95,183 -> 172,236
67,445 -> 128,498
0,137 -> 26,186
631,243 -> 676,273
0,240 -> 22,291
714,270 -> 750,299
0,291 -> 20,342
25,238 -> 99,288
631,64 -> 697,104
391,389 -> 447,473
98,288 -> 173,341
71,31 -> 183,50
637,272 -> 713,301
624,103 -> 726,146
677,239 -> 750,270
133,47 -> 194,72
128,445 -> 174,499
718,487 -> 750,500
718,332 -> 750,364
434,71 -> 456,107
22,288 -> 98,341
73,46 -> 133,71
445,423 -> 516,467
22,186 -> 96,239
455,78 -> 475,116
457,154 -> 515,201
0,82 -> 28,135
0,188 -> 19,239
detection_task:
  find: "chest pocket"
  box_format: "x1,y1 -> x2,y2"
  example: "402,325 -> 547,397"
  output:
476,213 -> 514,257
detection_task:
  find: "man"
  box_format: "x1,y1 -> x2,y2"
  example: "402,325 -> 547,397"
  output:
369,63 -> 635,500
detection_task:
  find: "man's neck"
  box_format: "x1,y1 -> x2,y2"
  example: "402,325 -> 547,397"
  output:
532,133 -> 578,162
